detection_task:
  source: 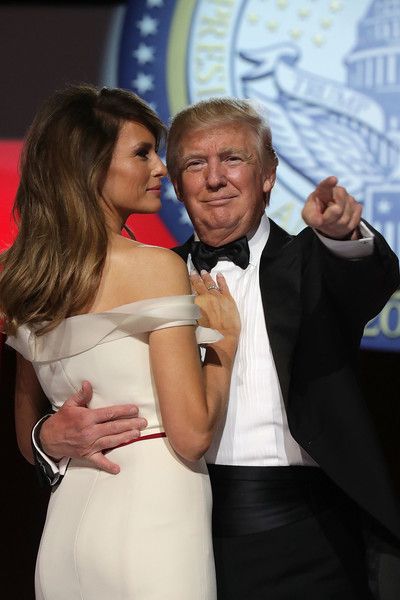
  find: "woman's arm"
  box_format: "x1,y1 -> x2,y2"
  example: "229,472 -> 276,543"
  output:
15,353 -> 49,463
149,260 -> 240,461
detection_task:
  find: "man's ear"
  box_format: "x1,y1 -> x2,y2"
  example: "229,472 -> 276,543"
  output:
263,170 -> 276,207
263,171 -> 276,194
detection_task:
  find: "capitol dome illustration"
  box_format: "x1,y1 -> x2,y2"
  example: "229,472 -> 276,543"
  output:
345,0 -> 400,142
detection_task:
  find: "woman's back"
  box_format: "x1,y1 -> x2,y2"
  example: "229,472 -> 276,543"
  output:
9,277 -> 218,599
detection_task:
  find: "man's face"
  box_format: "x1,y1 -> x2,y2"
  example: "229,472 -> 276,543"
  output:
173,122 -> 275,245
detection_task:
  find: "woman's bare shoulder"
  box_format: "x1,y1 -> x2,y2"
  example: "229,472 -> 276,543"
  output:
110,238 -> 190,299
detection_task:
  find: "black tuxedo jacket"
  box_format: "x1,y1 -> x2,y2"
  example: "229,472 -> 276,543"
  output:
174,219 -> 400,540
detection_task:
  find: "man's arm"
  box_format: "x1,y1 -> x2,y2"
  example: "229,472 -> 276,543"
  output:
301,176 -> 399,323
15,354 -> 50,464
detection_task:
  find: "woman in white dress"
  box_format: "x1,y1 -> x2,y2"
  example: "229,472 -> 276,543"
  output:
0,84 -> 240,599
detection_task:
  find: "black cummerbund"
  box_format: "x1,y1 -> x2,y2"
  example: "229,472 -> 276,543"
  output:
207,465 -> 353,537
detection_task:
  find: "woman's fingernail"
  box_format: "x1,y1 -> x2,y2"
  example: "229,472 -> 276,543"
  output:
200,269 -> 208,275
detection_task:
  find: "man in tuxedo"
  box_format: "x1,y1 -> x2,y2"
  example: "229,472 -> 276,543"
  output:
33,98 -> 400,598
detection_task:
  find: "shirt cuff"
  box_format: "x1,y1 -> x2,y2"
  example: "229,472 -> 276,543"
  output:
314,222 -> 374,259
32,415 -> 69,484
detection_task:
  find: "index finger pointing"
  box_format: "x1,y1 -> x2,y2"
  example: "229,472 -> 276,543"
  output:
315,176 -> 338,205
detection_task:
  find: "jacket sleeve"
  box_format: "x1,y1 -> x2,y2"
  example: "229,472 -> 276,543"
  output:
318,221 -> 400,327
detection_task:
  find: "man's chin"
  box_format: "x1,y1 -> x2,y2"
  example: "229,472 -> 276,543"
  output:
194,218 -> 247,245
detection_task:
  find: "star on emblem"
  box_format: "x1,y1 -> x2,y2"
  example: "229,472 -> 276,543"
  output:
132,73 -> 154,94
312,33 -> 325,47
266,20 -> 279,32
136,15 -> 158,36
329,1 -> 343,13
247,13 -> 260,25
133,43 -> 155,64
298,7 -> 310,19
290,28 -> 302,40
321,18 -> 333,29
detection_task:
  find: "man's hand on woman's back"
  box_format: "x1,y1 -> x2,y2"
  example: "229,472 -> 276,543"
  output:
40,381 -> 147,474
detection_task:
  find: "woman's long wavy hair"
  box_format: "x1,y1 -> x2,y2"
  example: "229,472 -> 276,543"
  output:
0,84 -> 166,336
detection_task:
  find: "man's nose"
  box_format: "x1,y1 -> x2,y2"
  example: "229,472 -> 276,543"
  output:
205,160 -> 227,188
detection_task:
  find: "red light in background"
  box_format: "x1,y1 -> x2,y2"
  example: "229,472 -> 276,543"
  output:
0,141 -> 21,250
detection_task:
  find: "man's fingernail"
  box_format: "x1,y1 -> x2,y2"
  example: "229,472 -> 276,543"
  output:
139,419 -> 147,429
200,270 -> 208,275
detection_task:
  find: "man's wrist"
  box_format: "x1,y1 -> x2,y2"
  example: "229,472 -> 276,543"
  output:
314,222 -> 374,259
32,414 -> 50,451
32,415 -> 68,487
35,413 -> 62,462
316,226 -> 361,241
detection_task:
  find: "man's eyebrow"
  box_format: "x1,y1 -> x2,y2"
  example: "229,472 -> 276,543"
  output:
180,147 -> 250,159
219,147 -> 247,157
219,147 -> 255,161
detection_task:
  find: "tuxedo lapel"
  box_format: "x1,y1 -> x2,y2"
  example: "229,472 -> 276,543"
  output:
259,220 -> 302,403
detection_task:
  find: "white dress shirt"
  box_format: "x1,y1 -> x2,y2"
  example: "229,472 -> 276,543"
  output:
189,216 -> 374,466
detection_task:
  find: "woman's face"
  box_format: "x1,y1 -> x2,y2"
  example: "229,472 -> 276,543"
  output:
101,120 -> 167,227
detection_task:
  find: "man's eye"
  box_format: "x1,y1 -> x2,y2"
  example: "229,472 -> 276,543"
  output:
186,160 -> 204,170
226,155 -> 241,162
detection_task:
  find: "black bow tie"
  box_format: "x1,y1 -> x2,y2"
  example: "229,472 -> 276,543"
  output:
190,237 -> 250,273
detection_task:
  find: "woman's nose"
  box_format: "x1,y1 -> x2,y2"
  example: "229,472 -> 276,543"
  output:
152,155 -> 167,177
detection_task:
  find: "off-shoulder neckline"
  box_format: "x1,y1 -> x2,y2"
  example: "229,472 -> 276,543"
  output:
65,294 -> 196,321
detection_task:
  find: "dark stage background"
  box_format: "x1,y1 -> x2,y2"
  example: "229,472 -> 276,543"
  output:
0,3 -> 125,597
0,2 -> 399,598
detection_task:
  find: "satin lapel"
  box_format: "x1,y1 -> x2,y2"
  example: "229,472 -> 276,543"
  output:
259,220 -> 302,404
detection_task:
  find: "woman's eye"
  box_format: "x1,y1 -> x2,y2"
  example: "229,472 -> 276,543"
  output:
136,149 -> 149,159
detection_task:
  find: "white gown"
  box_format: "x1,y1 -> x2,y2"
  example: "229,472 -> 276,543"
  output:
8,295 -> 219,600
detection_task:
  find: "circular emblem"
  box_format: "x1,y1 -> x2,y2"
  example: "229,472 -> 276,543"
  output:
115,0 -> 400,351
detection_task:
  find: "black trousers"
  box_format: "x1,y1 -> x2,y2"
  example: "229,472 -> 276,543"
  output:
208,465 -> 373,600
